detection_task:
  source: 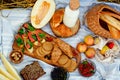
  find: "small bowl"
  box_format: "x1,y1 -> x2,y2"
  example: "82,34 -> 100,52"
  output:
78,59 -> 96,77
51,67 -> 69,80
9,50 -> 24,64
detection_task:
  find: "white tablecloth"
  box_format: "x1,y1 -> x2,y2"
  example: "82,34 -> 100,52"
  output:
0,0 -> 120,80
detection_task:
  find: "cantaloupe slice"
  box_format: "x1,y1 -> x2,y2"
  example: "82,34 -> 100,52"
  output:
31,0 -> 55,28
0,53 -> 21,80
0,66 -> 16,80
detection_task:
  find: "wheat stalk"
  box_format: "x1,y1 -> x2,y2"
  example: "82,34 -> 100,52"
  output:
0,0 -> 36,10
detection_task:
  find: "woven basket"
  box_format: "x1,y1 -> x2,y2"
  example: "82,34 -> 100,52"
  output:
85,4 -> 120,39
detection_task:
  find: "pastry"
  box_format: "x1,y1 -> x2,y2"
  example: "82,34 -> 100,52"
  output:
49,0 -> 80,37
85,4 -> 120,40
12,23 -> 81,72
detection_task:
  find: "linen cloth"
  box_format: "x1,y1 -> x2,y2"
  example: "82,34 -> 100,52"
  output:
0,0 -> 120,80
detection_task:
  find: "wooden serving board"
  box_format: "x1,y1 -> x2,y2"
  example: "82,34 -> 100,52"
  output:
12,23 -> 81,72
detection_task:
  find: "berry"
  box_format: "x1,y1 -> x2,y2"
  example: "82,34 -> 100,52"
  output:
106,42 -> 114,49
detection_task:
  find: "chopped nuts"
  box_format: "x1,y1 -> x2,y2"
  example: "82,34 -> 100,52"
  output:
10,50 -> 23,64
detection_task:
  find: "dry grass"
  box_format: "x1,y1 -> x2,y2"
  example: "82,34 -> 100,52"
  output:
98,0 -> 120,3
0,0 -> 37,10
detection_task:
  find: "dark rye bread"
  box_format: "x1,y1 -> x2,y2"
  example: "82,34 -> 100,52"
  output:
20,61 -> 46,80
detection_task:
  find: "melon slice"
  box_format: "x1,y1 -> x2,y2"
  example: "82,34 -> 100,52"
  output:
31,0 -> 55,28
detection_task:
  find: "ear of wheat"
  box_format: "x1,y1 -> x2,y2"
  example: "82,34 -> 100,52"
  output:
98,0 -> 120,4
0,0 -> 37,10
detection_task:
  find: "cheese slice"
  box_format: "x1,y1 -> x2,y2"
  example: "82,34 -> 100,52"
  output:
0,73 -> 10,80
0,66 -> 16,80
0,53 -> 21,80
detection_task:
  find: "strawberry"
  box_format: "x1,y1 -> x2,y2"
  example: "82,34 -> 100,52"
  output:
106,42 -> 114,49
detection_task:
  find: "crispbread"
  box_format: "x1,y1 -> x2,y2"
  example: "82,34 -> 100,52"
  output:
63,59 -> 71,68
58,55 -> 69,65
67,60 -> 77,72
42,42 -> 53,51
51,45 -> 62,63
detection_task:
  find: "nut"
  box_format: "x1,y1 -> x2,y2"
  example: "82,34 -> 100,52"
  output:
10,50 -> 23,64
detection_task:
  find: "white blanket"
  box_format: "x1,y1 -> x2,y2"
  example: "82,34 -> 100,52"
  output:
0,0 -> 120,80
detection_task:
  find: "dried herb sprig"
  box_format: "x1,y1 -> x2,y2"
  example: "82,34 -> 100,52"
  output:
98,0 -> 120,4
0,0 -> 37,10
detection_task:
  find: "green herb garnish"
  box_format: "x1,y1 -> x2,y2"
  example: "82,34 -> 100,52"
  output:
18,28 -> 24,35
82,60 -> 88,65
90,69 -> 95,73
22,48 -> 25,53
27,40 -> 33,49
28,23 -> 35,31
39,33 -> 46,38
32,34 -> 37,41
16,37 -> 24,47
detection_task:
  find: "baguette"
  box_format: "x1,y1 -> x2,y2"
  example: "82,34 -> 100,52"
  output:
100,13 -> 120,30
108,24 -> 120,40
100,11 -> 120,20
